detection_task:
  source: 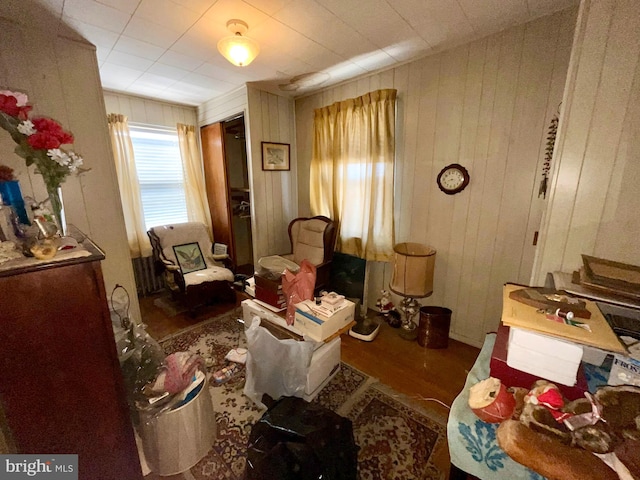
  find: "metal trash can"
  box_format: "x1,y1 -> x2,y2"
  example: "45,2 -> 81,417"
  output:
417,306 -> 451,349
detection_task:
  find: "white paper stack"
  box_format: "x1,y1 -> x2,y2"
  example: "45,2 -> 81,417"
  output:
245,276 -> 256,297
507,327 -> 584,386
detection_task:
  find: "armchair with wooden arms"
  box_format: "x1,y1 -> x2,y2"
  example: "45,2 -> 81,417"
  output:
148,222 -> 235,314
279,216 -> 337,291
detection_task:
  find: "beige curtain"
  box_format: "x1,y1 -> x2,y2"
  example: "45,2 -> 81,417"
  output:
177,123 -> 212,234
310,89 -> 397,261
107,113 -> 151,258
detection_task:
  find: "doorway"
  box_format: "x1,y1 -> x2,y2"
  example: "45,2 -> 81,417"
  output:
200,115 -> 254,276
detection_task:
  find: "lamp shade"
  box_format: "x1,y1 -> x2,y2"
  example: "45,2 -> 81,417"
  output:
389,243 -> 436,298
217,30 -> 259,67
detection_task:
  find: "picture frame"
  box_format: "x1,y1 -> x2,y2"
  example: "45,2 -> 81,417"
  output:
172,242 -> 207,274
261,142 -> 290,171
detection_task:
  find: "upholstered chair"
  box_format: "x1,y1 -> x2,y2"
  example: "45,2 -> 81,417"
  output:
148,222 -> 235,314
280,216 -> 337,291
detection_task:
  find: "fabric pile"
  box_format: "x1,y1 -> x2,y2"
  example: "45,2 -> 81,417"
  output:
148,352 -> 205,394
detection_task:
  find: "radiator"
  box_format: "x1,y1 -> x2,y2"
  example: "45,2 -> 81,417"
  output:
132,256 -> 165,296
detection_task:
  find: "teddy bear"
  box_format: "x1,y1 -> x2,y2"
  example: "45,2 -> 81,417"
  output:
518,381 -> 640,454
494,381 -> 640,480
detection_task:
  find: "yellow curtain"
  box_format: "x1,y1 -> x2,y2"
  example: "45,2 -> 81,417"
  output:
310,89 -> 396,261
177,123 -> 212,235
107,113 -> 151,258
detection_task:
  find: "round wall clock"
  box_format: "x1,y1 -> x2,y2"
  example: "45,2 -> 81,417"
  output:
436,163 -> 470,195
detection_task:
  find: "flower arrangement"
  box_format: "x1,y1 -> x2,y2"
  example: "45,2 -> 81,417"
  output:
0,89 -> 85,233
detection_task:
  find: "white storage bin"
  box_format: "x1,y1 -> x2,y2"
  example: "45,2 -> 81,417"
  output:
139,377 -> 216,476
242,299 -> 342,405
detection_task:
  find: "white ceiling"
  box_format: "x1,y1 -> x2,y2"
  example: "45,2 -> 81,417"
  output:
31,0 -> 577,106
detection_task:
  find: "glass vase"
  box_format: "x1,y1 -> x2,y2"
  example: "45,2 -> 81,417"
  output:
46,184 -> 67,237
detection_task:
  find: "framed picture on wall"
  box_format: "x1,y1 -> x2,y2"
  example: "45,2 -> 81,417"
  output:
172,242 -> 207,274
261,142 -> 290,171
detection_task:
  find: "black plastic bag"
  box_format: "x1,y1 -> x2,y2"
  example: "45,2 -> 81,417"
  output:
246,396 -> 358,480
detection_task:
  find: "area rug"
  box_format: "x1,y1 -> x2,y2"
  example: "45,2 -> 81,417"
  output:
151,308 -> 447,480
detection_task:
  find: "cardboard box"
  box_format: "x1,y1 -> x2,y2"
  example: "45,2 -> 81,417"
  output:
294,300 -> 355,342
240,299 -> 342,402
491,324 -> 589,400
304,337 -> 341,400
242,299 -> 302,338
608,354 -> 640,387
507,326 -> 583,386
509,326 -> 584,363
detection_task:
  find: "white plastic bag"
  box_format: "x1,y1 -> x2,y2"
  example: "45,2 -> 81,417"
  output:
243,317 -> 315,409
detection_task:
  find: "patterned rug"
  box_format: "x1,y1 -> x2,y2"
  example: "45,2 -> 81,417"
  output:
148,308 -> 446,480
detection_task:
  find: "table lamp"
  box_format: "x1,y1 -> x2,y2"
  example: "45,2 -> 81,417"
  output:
389,243 -> 436,339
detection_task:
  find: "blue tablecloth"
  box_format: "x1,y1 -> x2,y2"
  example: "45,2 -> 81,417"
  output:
447,334 -> 610,480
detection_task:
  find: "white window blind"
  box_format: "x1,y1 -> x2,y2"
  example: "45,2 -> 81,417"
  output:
129,124 -> 188,230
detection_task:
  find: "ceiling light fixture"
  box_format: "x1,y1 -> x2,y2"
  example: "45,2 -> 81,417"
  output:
217,19 -> 260,67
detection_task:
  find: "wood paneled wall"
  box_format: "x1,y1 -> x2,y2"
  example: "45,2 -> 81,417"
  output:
246,86 -> 298,261
103,91 -> 197,127
533,0 -> 640,284
199,86 -> 247,127
295,8 -> 577,346
0,13 -> 139,322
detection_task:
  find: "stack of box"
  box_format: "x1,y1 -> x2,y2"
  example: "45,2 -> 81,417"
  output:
240,299 -> 342,401
506,326 -> 584,386
254,271 -> 286,309
490,324 -> 589,400
490,284 -> 598,398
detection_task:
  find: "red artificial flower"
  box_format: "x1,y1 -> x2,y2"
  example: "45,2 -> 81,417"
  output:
0,94 -> 32,120
27,132 -> 62,149
27,117 -> 74,149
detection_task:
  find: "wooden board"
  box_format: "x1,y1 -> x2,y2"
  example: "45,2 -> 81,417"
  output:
579,268 -> 640,302
581,255 -> 640,300
508,287 -> 591,318
501,284 -> 627,353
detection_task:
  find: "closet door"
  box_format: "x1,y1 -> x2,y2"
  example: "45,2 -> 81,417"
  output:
200,122 -> 235,263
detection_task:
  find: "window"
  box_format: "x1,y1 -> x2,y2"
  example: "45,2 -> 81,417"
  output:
129,124 -> 188,230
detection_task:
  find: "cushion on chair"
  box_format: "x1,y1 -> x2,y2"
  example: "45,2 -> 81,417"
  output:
148,221 -> 235,311
290,219 -> 329,266
150,222 -> 234,286
184,266 -> 234,286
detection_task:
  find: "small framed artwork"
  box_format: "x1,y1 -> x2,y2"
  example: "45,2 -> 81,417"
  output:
172,242 -> 207,274
261,142 -> 290,171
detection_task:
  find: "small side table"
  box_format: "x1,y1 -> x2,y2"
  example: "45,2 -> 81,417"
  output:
447,334 -> 547,480
447,334 -> 611,480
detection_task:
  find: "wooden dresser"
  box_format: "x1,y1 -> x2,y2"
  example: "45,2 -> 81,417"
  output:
0,231 -> 143,479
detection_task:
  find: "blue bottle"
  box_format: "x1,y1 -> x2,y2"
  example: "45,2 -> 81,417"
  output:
0,180 -> 30,225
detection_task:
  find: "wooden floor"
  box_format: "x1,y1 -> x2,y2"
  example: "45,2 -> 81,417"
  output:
139,290 -> 481,479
